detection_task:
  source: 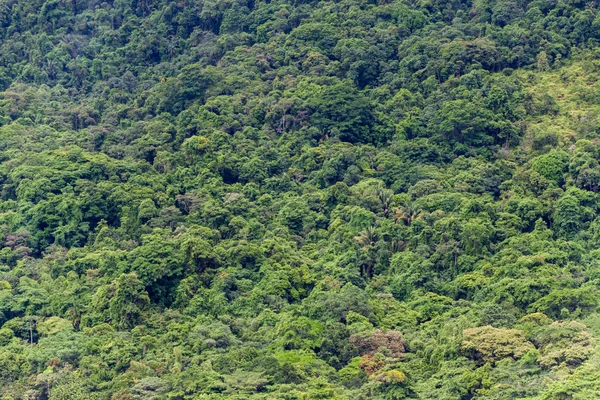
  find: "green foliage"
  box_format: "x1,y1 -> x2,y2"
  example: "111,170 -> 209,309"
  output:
1,0 -> 600,398
462,326 -> 535,363
532,151 -> 569,185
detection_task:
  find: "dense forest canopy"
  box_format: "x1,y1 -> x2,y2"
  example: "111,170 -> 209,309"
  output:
1,0 -> 600,398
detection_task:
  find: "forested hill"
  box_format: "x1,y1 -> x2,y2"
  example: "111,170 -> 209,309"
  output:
2,0 -> 600,398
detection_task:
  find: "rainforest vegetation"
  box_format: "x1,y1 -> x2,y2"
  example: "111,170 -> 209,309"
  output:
2,0 -> 600,398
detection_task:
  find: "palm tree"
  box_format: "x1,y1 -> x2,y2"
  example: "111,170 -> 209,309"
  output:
374,186 -> 393,216
393,203 -> 421,225
354,225 -> 377,251
45,58 -> 58,80
354,226 -> 378,278
167,36 -> 178,60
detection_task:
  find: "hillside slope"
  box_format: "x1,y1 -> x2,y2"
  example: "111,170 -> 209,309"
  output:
1,0 -> 600,399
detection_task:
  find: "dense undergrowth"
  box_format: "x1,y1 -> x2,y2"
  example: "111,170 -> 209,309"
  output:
2,0 -> 600,398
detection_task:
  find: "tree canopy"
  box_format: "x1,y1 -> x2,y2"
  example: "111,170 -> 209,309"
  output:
2,0 -> 600,398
